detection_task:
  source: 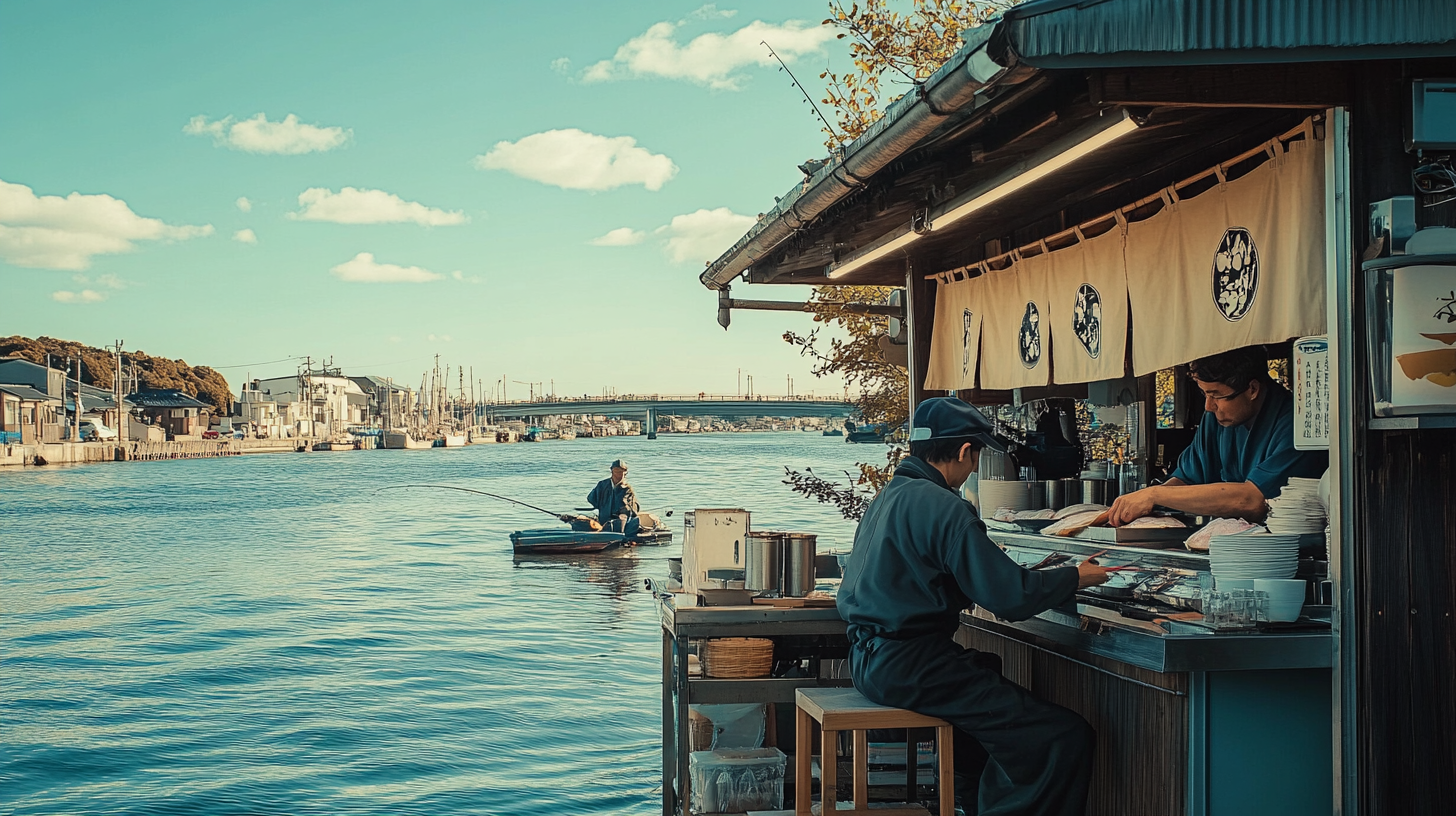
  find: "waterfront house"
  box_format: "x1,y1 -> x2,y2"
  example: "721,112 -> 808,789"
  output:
252,371 -> 366,437
238,382 -> 287,438
348,375 -> 413,429
125,389 -> 210,439
0,357 -> 131,435
0,384 -> 63,444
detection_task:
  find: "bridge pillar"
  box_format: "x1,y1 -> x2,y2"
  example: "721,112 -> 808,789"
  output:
646,408 -> 657,440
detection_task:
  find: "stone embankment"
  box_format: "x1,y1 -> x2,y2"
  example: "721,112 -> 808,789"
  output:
2,438 -> 305,467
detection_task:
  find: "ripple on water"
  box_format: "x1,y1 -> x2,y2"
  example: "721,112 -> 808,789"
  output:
0,434 -> 870,815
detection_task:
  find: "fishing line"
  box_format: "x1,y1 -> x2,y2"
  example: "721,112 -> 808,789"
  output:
376,484 -> 564,519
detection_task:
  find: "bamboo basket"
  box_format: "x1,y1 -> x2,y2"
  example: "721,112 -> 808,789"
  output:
700,637 -> 774,679
690,709 -> 714,751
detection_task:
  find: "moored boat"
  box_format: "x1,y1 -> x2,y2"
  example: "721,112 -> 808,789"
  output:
434,433 -> 467,447
383,431 -> 432,449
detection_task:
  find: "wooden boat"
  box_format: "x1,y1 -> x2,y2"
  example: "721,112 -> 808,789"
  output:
311,439 -> 355,451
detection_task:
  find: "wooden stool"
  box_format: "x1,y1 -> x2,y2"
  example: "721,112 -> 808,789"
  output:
795,687 -> 953,816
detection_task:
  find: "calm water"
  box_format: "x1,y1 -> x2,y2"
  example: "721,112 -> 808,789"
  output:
1,433 -> 869,816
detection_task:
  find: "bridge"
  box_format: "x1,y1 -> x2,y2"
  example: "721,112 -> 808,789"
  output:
485,395 -> 855,439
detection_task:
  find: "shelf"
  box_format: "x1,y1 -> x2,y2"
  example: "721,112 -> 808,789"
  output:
1369,415 -> 1456,430
689,678 -> 853,704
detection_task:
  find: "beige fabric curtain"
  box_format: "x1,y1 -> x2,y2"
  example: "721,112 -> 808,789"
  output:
1124,137 -> 1328,375
924,275 -> 985,391
1046,224 -> 1130,383
980,252 -> 1053,390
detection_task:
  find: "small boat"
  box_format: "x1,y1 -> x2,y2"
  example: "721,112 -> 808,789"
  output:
823,428 -> 844,437
509,519 -> 674,554
312,439 -> 355,451
434,433 -> 467,447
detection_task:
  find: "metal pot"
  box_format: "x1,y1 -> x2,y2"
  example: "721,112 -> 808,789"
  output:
745,531 -> 784,595
782,533 -> 818,597
1080,479 -> 1107,505
1044,480 -> 1067,511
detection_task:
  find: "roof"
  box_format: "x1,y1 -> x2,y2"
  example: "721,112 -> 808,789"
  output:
700,0 -> 1456,289
999,0 -> 1456,68
349,375 -> 410,392
125,389 -> 210,409
0,384 -> 59,402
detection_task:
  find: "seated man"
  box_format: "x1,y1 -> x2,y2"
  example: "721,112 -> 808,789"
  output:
838,397 -> 1108,816
583,458 -> 640,535
1109,347 -> 1329,526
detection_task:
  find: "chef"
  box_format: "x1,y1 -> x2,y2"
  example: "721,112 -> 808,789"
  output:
1109,347 -> 1328,527
838,397 -> 1108,815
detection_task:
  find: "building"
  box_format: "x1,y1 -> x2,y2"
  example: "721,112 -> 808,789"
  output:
238,381 -> 287,438
0,384 -> 63,444
251,370 -> 367,437
125,389 -> 210,439
348,375 -> 414,428
0,357 -> 129,435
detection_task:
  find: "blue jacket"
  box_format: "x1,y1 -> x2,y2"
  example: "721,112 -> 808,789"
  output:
837,456 -> 1079,641
1170,381 -> 1328,498
587,478 -> 638,525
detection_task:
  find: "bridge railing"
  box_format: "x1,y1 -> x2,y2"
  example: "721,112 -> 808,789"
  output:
489,395 -> 850,406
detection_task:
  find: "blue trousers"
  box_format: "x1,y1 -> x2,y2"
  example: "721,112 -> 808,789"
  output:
850,633 -> 1094,816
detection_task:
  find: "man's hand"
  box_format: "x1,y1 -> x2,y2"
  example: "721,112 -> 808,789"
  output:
558,514 -> 574,523
1109,486 -> 1159,527
1076,559 -> 1109,589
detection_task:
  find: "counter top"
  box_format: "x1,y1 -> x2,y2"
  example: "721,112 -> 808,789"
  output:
962,607 -> 1331,674
986,529 -> 1211,572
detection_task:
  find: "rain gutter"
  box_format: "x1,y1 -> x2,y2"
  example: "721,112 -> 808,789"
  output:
698,23 -> 1011,290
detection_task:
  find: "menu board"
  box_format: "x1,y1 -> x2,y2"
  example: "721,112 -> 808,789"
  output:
1293,335 -> 1330,450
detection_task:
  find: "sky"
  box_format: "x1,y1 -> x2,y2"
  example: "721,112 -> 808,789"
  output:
0,1 -> 861,400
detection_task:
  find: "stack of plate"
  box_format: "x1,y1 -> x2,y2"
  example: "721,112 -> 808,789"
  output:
978,480 -> 1041,516
1208,533 -> 1300,581
1265,477 -> 1326,535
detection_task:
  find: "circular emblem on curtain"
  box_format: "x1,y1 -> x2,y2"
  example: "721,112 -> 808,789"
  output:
1019,302 -> 1042,369
1212,227 -> 1259,321
961,308 -> 975,378
1073,284 -> 1102,359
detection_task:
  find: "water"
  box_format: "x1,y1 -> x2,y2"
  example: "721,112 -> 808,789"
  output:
0,433 -> 871,816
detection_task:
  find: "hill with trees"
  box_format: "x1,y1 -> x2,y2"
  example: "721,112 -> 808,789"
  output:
0,335 -> 232,414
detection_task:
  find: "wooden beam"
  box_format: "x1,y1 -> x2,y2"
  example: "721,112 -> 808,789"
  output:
1090,64 -> 1349,109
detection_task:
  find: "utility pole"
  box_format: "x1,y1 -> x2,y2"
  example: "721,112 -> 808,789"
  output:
111,339 -> 127,442
72,356 -> 82,441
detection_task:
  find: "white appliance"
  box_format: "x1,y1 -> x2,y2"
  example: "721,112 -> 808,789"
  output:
682,508 -> 751,597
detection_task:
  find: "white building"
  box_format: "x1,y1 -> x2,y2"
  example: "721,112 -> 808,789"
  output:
250,372 -> 366,437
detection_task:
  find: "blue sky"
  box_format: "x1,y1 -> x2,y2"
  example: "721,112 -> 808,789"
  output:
0,1 -> 859,399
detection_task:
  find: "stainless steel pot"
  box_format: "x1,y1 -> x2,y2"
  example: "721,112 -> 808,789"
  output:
744,531 -> 785,595
1044,479 -> 1067,511
782,533 -> 818,597
1080,479 -> 1107,505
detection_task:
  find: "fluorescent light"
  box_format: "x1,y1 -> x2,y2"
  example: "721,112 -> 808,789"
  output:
826,229 -> 921,279
822,109 -> 1140,280
931,109 -> 1140,232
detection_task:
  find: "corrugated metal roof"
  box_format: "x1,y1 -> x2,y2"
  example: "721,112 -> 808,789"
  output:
0,384 -> 59,402
125,389 -> 210,409
1001,0 -> 1456,66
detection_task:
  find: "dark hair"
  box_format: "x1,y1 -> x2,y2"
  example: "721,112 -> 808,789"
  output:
1188,347 -> 1271,391
910,436 -> 982,464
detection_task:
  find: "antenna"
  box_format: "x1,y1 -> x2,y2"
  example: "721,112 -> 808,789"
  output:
762,40 -> 842,146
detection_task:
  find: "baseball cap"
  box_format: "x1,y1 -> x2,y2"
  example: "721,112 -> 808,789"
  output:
908,397 -> 1008,452
611,458 -> 628,469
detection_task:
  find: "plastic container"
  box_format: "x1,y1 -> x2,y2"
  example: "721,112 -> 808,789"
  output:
689,748 -> 786,814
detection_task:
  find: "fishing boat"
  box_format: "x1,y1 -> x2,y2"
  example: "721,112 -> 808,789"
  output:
509,518 -> 674,554
434,433 -> 467,447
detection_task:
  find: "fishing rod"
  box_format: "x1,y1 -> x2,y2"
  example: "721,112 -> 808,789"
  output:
377,484 -> 564,519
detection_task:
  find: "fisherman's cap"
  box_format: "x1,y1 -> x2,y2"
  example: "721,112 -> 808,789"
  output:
909,397 -> 1008,452
611,458 -> 628,469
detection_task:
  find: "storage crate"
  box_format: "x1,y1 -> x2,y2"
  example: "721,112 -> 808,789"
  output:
688,748 -> 786,814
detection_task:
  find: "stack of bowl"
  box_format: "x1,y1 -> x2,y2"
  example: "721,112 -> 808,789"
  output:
1253,578 -> 1307,622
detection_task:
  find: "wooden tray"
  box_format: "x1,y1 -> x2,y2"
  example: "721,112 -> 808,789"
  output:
751,596 -> 837,608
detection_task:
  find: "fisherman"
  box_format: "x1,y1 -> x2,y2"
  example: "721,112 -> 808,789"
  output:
561,458 -> 641,535
837,397 -> 1108,816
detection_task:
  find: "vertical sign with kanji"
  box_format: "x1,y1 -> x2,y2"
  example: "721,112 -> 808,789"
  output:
1293,335 -> 1330,450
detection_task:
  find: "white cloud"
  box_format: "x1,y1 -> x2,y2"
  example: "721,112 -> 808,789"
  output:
551,56 -> 572,75
590,227 -> 646,246
474,128 -> 678,192
451,270 -> 481,284
690,4 -> 737,20
583,18 -> 833,90
233,228 -> 258,244
426,333 -> 452,343
72,273 -> 128,289
184,113 -> 350,155
52,289 -> 106,303
236,196 -> 252,212
330,252 -> 442,283
0,178 -> 213,270
657,207 -> 755,264
289,187 -> 467,226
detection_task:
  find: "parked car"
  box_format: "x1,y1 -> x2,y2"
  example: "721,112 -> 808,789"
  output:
201,430 -> 219,440
77,419 -> 117,441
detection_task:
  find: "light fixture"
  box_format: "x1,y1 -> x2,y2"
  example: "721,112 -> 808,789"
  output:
931,109 -> 1140,232
821,109 -> 1141,280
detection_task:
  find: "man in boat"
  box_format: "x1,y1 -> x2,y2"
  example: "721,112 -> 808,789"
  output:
1108,347 -> 1328,527
562,458 -> 641,535
838,397 -> 1108,815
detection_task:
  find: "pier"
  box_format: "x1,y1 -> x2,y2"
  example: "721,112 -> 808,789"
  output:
490,395 -> 854,439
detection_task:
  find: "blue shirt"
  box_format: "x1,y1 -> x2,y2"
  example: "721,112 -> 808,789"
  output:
1170,381 -> 1328,498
